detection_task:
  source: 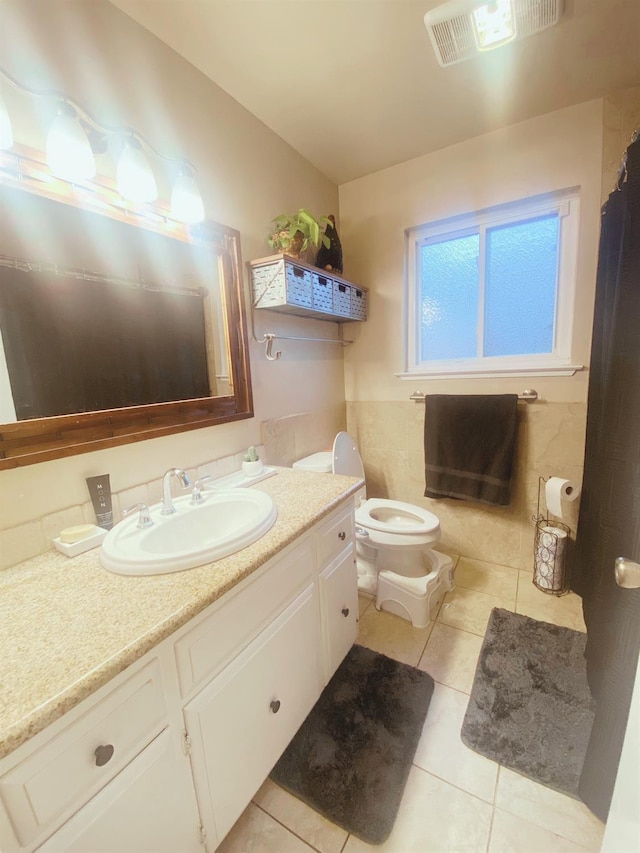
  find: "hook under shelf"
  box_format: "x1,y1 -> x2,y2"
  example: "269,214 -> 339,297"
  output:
256,332 -> 353,361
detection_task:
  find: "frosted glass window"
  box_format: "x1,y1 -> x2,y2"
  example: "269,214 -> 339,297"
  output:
420,234 -> 479,360
484,215 -> 558,356
406,188 -> 579,376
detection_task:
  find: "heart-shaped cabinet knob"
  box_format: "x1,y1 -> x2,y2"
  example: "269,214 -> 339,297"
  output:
94,744 -> 115,767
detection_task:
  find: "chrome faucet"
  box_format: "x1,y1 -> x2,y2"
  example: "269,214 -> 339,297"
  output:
161,468 -> 191,515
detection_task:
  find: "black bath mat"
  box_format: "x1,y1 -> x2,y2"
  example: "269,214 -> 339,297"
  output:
461,608 -> 595,797
270,644 -> 434,844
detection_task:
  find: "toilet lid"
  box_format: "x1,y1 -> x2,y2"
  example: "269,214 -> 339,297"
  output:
332,431 -> 365,479
356,498 -> 440,535
292,451 -> 333,473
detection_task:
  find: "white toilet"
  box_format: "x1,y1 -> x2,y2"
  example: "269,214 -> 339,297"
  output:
293,432 -> 454,628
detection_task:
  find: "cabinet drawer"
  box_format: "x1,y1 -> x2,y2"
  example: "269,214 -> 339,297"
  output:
0,659 -> 166,847
184,584 -> 322,844
316,501 -> 354,567
35,730 -> 201,853
174,538 -> 314,698
320,550 -> 359,683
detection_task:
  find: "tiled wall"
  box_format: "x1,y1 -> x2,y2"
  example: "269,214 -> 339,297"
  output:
260,404 -> 347,468
347,401 -> 585,571
0,445 -> 265,571
1,399 -> 348,570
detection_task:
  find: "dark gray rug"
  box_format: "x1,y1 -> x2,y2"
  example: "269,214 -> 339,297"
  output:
270,644 -> 434,844
461,607 -> 595,797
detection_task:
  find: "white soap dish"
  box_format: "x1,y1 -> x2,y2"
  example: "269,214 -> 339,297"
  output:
53,527 -> 109,557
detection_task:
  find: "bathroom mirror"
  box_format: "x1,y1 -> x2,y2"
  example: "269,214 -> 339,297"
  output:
0,144 -> 253,469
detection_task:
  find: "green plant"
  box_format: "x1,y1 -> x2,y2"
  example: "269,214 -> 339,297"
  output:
268,208 -> 332,255
243,446 -> 260,463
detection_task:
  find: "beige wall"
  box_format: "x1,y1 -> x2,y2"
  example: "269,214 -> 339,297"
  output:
0,0 -> 345,542
339,100 -> 606,568
2,0 -> 636,576
339,99 -> 604,405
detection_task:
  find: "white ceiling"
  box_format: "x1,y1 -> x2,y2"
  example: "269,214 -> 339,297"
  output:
112,0 -> 640,184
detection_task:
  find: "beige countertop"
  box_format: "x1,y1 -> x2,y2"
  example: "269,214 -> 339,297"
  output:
0,468 -> 362,761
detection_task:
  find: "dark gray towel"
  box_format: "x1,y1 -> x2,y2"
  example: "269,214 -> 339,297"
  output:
424,394 -> 518,506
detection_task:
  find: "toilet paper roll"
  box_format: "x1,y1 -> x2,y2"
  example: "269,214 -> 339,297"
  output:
545,477 -> 579,519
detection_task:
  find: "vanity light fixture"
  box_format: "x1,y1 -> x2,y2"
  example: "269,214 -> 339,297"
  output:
171,163 -> 205,224
46,102 -> 96,181
117,136 -> 158,204
0,64 -> 206,222
0,92 -> 13,149
424,0 -> 563,67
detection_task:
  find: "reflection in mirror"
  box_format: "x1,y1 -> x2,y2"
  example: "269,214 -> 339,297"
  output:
0,185 -> 230,422
0,146 -> 253,469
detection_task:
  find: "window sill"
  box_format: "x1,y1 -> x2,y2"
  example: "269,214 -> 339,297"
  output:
396,363 -> 584,380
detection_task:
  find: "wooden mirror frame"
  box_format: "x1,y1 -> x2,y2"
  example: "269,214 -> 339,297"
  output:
0,144 -> 253,470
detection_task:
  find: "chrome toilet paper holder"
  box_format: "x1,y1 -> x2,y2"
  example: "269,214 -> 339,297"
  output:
532,477 -> 573,597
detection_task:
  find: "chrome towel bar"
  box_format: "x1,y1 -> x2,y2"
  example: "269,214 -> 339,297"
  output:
257,332 -> 352,361
410,389 -> 538,403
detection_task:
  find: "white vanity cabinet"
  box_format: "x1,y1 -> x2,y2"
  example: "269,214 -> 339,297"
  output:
316,501 -> 359,682
0,495 -> 357,853
184,584 -> 322,842
0,660 -> 171,851
35,729 -> 202,853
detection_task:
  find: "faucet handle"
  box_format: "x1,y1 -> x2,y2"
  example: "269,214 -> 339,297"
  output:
191,475 -> 211,505
123,503 -> 153,529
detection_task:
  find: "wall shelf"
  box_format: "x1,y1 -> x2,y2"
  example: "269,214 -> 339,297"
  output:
249,254 -> 368,324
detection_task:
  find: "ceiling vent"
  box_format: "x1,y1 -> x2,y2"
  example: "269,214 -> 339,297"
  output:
424,0 -> 564,67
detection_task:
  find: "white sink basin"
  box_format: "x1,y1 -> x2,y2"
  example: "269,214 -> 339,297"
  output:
100,489 -> 277,576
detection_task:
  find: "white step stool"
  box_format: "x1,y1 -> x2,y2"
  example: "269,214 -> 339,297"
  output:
375,549 -> 454,628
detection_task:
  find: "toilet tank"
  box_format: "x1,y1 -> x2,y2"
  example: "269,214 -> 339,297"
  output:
292,451 -> 333,473
292,450 -> 366,507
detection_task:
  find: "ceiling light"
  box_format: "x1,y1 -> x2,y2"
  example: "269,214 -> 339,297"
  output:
424,0 -> 564,67
0,93 -> 13,149
472,0 -> 515,50
46,103 -> 95,181
117,136 -> 157,203
171,164 -> 205,224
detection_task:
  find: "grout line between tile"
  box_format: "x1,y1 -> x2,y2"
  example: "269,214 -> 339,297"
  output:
486,803 -> 496,853
427,618 -> 488,643
252,801 -> 322,852
453,582 -> 518,600
409,762 -> 498,808
430,675 -> 472,694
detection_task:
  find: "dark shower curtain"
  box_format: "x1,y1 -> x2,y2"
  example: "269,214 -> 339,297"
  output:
571,134 -> 640,821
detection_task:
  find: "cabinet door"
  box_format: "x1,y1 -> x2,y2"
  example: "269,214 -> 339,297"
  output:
184,584 -> 322,845
36,730 -> 201,853
320,550 -> 359,682
1,659 -> 166,848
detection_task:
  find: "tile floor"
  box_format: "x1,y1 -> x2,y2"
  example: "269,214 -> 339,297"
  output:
218,556 -> 605,853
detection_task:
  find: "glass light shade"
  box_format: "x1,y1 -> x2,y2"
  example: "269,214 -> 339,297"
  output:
0,94 -> 13,150
46,105 -> 96,181
472,0 -> 515,50
171,169 -> 205,224
117,139 -> 158,203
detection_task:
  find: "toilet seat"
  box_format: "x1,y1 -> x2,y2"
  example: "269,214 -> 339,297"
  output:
356,498 -> 440,535
294,434 -> 441,548
356,499 -> 441,550
292,431 -> 450,625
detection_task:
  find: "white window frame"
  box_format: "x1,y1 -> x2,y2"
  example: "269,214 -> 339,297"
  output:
399,188 -> 583,379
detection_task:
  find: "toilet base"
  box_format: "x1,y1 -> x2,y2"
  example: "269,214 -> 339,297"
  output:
357,549 -> 454,629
